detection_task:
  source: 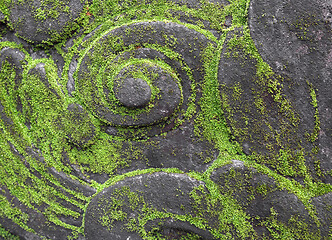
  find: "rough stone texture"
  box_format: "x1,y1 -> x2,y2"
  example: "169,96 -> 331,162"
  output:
311,192 -> 332,237
0,47 -> 27,130
75,21 -> 213,128
218,28 -> 309,178
248,0 -> 332,183
0,0 -> 331,239
9,0 -> 84,43
107,122 -> 220,175
218,23 -> 331,185
114,77 -> 152,108
85,172 -> 219,239
82,60 -> 182,127
0,47 -> 25,86
0,12 -> 5,22
0,143 -> 89,240
70,21 -> 219,178
210,160 -> 320,238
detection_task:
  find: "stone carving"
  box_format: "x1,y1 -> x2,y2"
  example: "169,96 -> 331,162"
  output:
0,0 -> 331,239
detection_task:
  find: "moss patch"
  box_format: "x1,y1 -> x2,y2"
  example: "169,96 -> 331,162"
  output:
0,0 -> 331,238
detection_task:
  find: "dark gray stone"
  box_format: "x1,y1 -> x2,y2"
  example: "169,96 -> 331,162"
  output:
0,25 -> 31,48
211,160 -> 320,238
0,12 -> 5,22
70,21 -> 220,177
9,0 -> 84,43
0,48 -> 27,130
218,29 -> 303,174
0,0 -> 331,239
0,144 -> 88,240
114,77 -> 152,108
84,172 -> 220,240
218,26 -> 331,184
0,47 -> 25,86
107,122 -> 219,176
87,47 -> 186,138
98,62 -> 182,127
0,50 -> 93,238
49,166 -> 96,197
75,21 -> 214,129
311,192 -> 332,237
249,0 -> 332,183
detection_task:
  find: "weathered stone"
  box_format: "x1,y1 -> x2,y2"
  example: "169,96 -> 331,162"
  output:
211,160 -> 321,238
75,21 -> 214,129
0,48 -> 27,131
0,0 -> 331,239
218,26 -> 331,184
9,0 -> 84,43
249,0 -> 332,183
0,144 -> 88,240
84,172 -> 220,239
311,192 -> 332,237
105,122 -> 219,176
95,62 -> 181,127
0,47 -> 25,86
0,12 -> 5,21
114,77 -> 152,108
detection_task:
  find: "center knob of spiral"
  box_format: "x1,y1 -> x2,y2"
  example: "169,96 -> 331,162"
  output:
114,77 -> 151,108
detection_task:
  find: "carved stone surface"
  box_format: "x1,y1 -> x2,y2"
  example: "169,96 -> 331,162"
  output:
85,172 -> 220,239
0,0 -> 331,239
248,0 -> 332,184
9,0 -> 84,43
210,160 -> 325,238
113,77 -> 152,109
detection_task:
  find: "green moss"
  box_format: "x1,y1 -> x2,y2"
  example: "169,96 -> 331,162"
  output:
223,0 -> 249,27
7,0 -> 90,45
0,0 -> 331,238
307,82 -> 320,143
198,35 -> 241,156
0,192 -> 33,234
290,14 -> 320,42
219,26 -> 322,182
0,224 -> 20,240
86,170 -> 256,239
260,208 -> 321,240
0,0 -> 11,17
0,46 -> 90,237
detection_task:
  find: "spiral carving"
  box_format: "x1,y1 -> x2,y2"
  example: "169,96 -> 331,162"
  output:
0,0 -> 331,239
69,21 -> 215,139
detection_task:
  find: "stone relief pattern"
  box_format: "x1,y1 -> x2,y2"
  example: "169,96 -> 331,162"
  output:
0,0 -> 331,239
